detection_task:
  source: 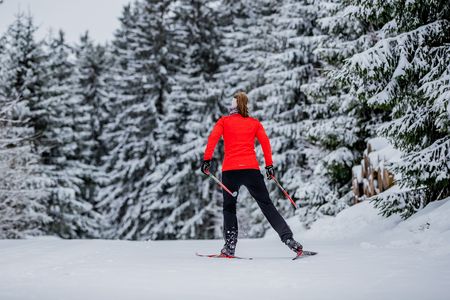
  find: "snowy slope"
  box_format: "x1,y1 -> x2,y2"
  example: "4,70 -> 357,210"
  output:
1,199 -> 450,300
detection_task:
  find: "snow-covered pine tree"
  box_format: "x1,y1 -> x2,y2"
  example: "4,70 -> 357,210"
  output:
72,32 -> 109,167
96,2 -> 140,239
214,0 -> 267,100
298,0 -> 385,226
0,13 -> 52,238
144,0 -> 223,239
39,29 -> 104,238
246,0 -> 323,234
335,0 -> 450,218
56,31 -> 108,238
0,94 -> 52,238
0,34 -> 5,56
98,0 -> 177,240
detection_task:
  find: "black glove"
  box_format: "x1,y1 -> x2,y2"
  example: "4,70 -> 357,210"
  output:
265,165 -> 274,180
201,160 -> 211,175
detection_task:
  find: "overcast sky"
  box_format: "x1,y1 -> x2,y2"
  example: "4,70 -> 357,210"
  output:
0,0 -> 131,44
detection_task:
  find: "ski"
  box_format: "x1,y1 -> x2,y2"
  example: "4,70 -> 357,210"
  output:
196,251 -> 317,260
196,252 -> 253,260
293,250 -> 318,260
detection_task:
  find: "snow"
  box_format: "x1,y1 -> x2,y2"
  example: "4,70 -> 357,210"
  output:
301,200 -> 401,241
1,199 -> 450,300
367,137 -> 390,152
366,137 -> 403,170
297,197 -> 450,257
372,142 -> 403,163
352,165 -> 362,181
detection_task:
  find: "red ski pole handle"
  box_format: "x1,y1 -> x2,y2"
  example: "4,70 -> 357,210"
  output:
207,172 -> 238,197
270,174 -> 298,209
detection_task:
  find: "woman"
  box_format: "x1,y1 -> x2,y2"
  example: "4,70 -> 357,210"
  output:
201,91 -> 303,257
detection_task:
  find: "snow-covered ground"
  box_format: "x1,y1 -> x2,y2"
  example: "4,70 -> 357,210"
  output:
1,199 -> 450,300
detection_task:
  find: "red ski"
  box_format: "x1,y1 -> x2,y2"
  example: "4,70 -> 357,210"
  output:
195,252 -> 253,260
293,250 -> 318,260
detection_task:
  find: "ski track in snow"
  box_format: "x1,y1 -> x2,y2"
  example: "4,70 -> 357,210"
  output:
1,200 -> 450,300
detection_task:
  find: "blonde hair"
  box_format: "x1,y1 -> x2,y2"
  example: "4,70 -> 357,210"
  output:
234,91 -> 249,118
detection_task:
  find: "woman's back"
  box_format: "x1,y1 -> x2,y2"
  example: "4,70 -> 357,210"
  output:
204,113 -> 273,171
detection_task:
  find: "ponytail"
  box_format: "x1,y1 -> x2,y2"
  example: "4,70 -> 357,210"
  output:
234,91 -> 249,118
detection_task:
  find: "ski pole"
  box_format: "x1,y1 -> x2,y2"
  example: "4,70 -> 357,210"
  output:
206,172 -> 238,197
270,174 -> 298,209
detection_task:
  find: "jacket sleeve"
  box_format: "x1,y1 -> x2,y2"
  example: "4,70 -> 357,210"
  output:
256,120 -> 273,166
203,117 -> 224,160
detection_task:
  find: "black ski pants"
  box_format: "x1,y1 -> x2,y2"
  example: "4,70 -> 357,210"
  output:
221,169 -> 293,242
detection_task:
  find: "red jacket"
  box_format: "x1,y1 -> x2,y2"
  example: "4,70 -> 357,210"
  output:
203,113 -> 273,171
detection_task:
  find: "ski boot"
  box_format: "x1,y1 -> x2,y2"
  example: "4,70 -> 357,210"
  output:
220,229 -> 238,257
284,238 -> 303,256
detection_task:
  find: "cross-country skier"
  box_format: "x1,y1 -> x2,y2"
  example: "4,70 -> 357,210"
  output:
201,91 -> 303,257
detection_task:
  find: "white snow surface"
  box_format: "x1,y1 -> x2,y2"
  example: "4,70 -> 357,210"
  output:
1,199 -> 450,300
368,137 -> 391,152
